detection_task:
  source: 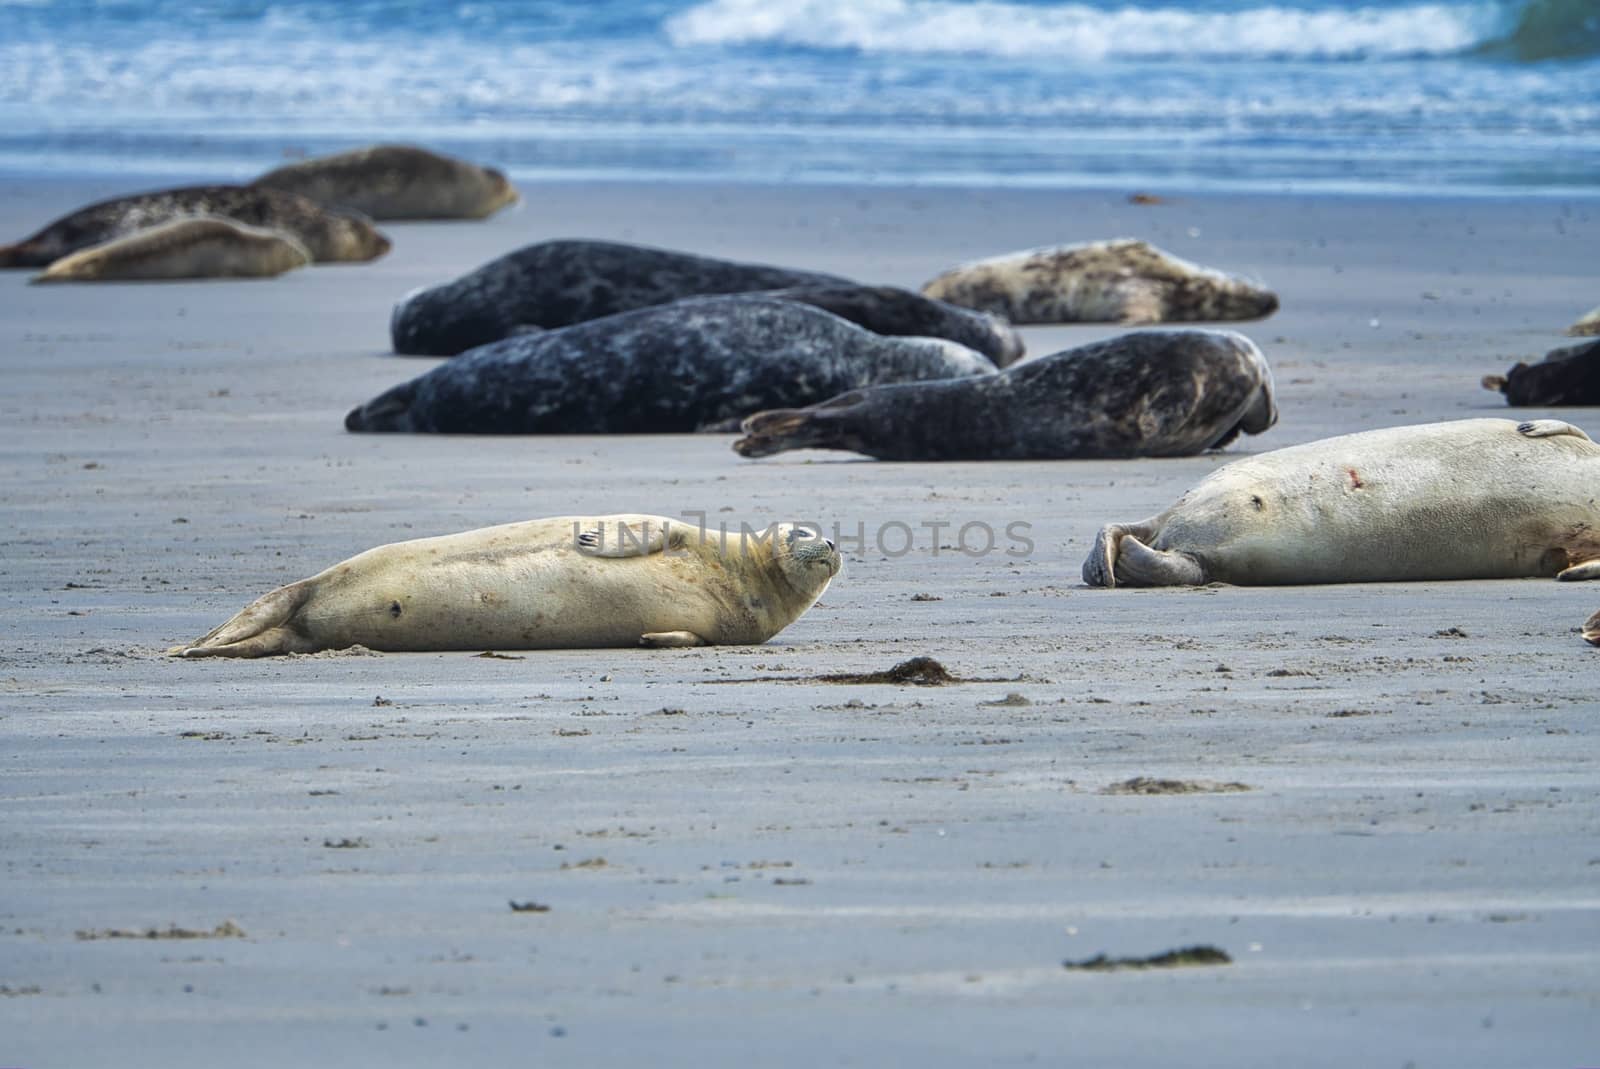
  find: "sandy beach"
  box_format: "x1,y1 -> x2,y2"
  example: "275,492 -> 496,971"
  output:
2,174 -> 1598,1066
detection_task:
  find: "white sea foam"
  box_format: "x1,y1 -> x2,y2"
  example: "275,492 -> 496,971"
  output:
666,0 -> 1506,61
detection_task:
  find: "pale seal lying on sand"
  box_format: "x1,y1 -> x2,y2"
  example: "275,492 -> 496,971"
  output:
1570,305 -> 1600,337
0,185 -> 389,267
349,296 -> 995,434
734,330 -> 1275,461
251,144 -> 519,220
921,238 -> 1278,324
1482,339 -> 1600,406
30,217 -> 311,283
389,238 -> 851,354
1584,610 -> 1600,647
169,514 -> 841,657
1083,419 -> 1600,588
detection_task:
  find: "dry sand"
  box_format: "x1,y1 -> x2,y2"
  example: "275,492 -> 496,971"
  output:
2,175 -> 1598,1067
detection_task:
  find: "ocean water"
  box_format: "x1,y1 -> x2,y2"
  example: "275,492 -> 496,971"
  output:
1,0 -> 1597,195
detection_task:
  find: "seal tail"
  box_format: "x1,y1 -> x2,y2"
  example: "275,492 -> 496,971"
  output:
733,393 -> 866,458
0,242 -> 43,269
345,384 -> 417,433
167,581 -> 316,658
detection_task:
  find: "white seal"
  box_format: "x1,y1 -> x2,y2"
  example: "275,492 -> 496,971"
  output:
1083,419 -> 1600,587
170,515 -> 841,657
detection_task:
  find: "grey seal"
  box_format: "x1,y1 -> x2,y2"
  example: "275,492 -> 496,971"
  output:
348,295 -> 996,434
251,144 -> 519,220
169,514 -> 841,657
0,184 -> 390,267
734,329 -> 1275,461
391,239 -> 1026,364
1083,419 -> 1600,588
921,239 -> 1278,324
31,217 -> 311,283
1483,338 -> 1600,406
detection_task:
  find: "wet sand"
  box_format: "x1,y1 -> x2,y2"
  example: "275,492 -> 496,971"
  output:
2,175 -> 1598,1067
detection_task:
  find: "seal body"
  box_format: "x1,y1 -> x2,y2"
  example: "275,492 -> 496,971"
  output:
1483,339 -> 1600,406
389,239 -> 855,355
1082,419 -> 1600,588
1584,610 -> 1600,646
349,296 -> 996,434
760,285 -> 1025,367
734,330 -> 1276,461
0,185 -> 389,267
30,217 -> 311,283
169,514 -> 842,657
251,144 -> 519,220
921,239 -> 1278,324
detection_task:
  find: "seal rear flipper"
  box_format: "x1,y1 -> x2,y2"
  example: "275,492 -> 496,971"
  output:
168,581 -> 316,657
0,243 -> 42,269
1557,560 -> 1600,582
1584,610 -> 1600,646
734,393 -> 867,458
170,626 -> 320,658
640,630 -> 710,648
1083,523 -> 1205,588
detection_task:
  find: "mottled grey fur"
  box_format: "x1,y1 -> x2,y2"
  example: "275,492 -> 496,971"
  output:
389,239 -> 853,355
252,144 -> 518,220
0,185 -> 389,267
349,296 -> 997,434
735,329 -> 1277,461
921,239 -> 1278,325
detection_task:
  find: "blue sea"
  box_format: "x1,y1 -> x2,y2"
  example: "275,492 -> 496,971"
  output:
1,0 -> 1597,195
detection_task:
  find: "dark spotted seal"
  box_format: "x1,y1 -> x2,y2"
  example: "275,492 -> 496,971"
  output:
395,268 -> 1025,365
0,185 -> 390,267
251,144 -> 519,220
1483,338 -> 1600,406
734,329 -> 1275,461
921,239 -> 1278,324
31,217 -> 311,283
389,238 -> 854,355
1585,609 -> 1600,647
348,296 -> 996,435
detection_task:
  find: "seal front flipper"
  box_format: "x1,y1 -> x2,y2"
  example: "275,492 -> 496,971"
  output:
574,519 -> 681,557
1517,419 -> 1591,441
1584,610 -> 1600,646
639,630 -> 710,648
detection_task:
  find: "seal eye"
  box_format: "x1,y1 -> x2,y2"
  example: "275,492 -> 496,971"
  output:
787,526 -> 818,545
